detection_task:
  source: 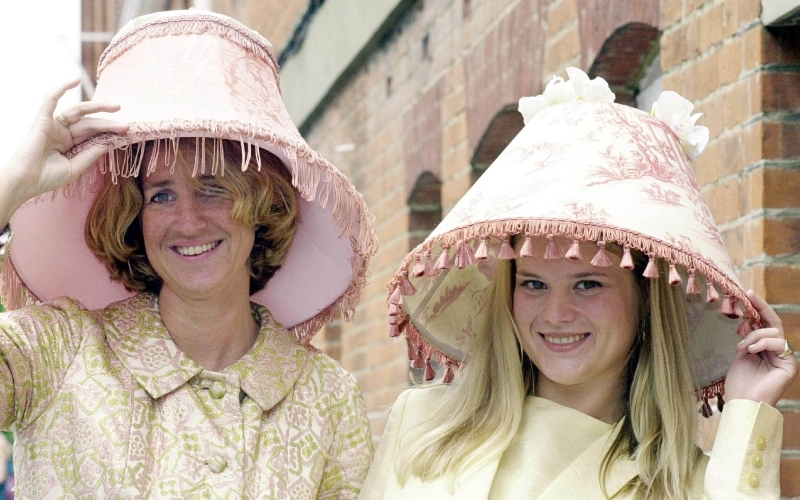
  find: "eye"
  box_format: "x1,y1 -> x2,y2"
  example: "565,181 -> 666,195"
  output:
519,279 -> 546,291
576,280 -> 602,290
148,192 -> 173,203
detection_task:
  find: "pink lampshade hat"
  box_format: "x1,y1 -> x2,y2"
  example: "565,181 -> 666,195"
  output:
387,67 -> 749,408
0,10 -> 376,342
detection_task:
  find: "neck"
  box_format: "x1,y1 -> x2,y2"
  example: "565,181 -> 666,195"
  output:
535,373 -> 627,424
157,286 -> 259,371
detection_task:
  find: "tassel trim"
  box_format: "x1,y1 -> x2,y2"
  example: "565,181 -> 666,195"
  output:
697,378 -> 726,417
668,263 -> 682,286
565,239 -> 582,260
544,234 -> 562,259
519,235 -> 534,257
386,219 -> 761,397
643,252 -> 659,279
475,236 -> 489,260
498,234 -> 516,260
455,240 -> 477,269
686,269 -> 701,295
590,241 -> 612,267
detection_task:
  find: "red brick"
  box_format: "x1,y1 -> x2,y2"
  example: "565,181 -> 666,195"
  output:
762,72 -> 800,112
717,38 -> 742,88
784,410 -> 800,449
781,456 -> 800,496
764,266 -> 800,304
763,168 -> 800,208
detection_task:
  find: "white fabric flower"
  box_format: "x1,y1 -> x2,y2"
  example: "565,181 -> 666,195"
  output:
518,67 -> 614,124
651,91 -> 709,161
566,67 -> 615,104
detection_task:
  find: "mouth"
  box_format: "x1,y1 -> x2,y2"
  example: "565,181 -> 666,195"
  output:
174,240 -> 221,256
541,333 -> 589,345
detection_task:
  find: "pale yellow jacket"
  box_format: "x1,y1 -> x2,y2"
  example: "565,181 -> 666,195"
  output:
360,386 -> 782,499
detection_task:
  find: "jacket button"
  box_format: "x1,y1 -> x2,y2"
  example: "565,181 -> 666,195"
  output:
751,452 -> 763,468
755,435 -> 767,450
747,472 -> 760,488
206,455 -> 228,473
209,381 -> 226,399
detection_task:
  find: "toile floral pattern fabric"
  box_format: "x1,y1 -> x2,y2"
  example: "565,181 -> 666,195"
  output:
0,293 -> 372,499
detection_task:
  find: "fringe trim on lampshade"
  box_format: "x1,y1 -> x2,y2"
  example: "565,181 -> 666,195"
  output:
0,255 -> 41,310
96,14 -> 280,86
386,218 -> 757,410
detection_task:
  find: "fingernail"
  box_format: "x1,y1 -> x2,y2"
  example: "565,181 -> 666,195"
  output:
738,338 -> 746,345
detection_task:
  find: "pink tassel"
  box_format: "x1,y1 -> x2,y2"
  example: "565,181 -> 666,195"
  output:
643,253 -> 659,279
544,234 -> 562,259
736,320 -> 753,337
412,255 -> 425,278
719,294 -> 734,317
455,240 -> 476,269
388,314 -> 404,338
435,244 -> 452,271
686,269 -> 701,295
701,399 -> 713,418
406,340 -> 415,361
388,303 -> 401,316
389,285 -> 403,306
565,239 -> 582,260
591,241 -> 612,267
423,252 -> 437,276
729,297 -> 743,319
475,236 -> 489,260
706,281 -> 719,303
668,264 -> 682,286
519,235 -> 534,257
498,234 -> 516,260
410,348 -> 426,369
443,365 -> 455,384
620,245 -> 634,270
423,358 -> 436,381
398,271 -> 416,295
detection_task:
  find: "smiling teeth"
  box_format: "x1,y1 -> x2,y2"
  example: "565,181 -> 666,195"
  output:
176,241 -> 219,256
544,334 -> 588,345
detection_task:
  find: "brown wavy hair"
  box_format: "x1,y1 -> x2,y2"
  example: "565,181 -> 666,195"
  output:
85,138 -> 298,295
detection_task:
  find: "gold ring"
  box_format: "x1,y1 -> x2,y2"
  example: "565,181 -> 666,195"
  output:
54,110 -> 70,128
778,340 -> 795,359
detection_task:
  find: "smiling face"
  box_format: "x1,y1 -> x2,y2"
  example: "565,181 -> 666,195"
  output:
140,163 -> 255,302
512,239 -> 641,401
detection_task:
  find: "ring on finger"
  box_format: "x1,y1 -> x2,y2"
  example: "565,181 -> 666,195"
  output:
778,339 -> 795,359
54,110 -> 70,128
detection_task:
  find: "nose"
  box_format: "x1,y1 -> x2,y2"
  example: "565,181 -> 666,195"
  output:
173,194 -> 208,234
540,288 -> 578,325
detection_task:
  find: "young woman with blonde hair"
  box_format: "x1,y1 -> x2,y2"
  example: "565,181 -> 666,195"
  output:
361,69 -> 796,499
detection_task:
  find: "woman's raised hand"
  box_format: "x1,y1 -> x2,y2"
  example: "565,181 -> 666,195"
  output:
724,290 -> 798,407
0,79 -> 128,220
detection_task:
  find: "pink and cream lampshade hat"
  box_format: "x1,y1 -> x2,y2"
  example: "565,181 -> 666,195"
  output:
388,67 -> 750,407
0,10 -> 377,341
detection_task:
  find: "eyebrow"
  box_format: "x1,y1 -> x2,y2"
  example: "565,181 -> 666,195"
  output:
143,179 -> 173,190
515,271 -> 611,279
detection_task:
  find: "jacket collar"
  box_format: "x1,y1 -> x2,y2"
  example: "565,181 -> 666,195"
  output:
103,293 -> 308,411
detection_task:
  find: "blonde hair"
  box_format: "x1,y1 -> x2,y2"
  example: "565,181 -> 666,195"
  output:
85,139 -> 298,295
396,251 -> 701,499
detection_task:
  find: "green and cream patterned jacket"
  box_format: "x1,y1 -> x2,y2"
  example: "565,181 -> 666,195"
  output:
0,293 -> 373,499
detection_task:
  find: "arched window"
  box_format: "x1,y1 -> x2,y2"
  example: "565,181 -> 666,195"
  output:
470,104 -> 524,184
407,172 -> 443,251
